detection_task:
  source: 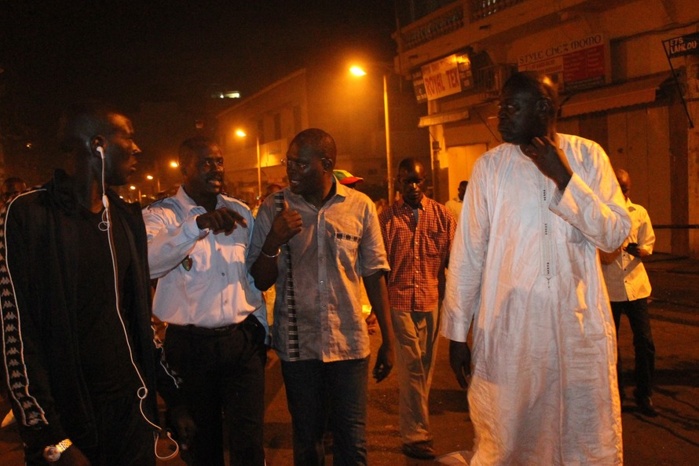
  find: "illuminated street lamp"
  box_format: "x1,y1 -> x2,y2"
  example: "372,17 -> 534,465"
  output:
129,184 -> 141,203
147,160 -> 179,197
349,64 -> 394,204
145,174 -> 160,193
235,128 -> 262,201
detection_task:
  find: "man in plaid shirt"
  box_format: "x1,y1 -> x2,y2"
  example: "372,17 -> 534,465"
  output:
379,158 -> 457,460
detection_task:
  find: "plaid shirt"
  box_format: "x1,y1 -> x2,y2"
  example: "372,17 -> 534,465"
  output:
379,197 -> 456,311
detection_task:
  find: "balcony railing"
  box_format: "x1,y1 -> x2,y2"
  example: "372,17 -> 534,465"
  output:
473,64 -> 516,99
400,5 -> 465,51
398,1 -> 528,51
470,0 -> 525,22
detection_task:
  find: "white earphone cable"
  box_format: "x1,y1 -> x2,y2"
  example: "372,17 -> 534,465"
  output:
99,152 -> 179,460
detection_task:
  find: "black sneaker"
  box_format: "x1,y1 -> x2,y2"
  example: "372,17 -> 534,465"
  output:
636,396 -> 659,417
402,441 -> 436,460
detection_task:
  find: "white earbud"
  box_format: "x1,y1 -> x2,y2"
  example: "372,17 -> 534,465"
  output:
96,146 -> 104,159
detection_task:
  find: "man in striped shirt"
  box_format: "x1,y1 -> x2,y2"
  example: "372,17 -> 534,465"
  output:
379,158 -> 457,460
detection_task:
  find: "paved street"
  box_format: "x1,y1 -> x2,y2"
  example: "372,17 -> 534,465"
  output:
2,254 -> 699,465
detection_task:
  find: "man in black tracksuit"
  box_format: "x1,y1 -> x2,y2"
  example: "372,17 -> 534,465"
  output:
0,102 -> 194,465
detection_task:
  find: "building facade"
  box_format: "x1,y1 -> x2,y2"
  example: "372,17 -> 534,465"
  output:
393,0 -> 699,255
216,62 -> 430,207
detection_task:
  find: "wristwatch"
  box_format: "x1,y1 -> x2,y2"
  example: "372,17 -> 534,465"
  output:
43,438 -> 72,462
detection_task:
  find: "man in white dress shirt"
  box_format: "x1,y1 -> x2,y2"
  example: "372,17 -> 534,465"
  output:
444,180 -> 467,221
143,136 -> 268,466
441,72 -> 630,465
600,168 -> 657,417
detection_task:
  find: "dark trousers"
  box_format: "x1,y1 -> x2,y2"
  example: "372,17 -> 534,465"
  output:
165,315 -> 267,466
281,357 -> 369,466
25,392 -> 156,466
611,298 -> 656,399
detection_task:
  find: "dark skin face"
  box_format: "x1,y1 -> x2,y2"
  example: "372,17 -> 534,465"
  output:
285,142 -> 333,207
180,143 -> 248,233
397,161 -> 426,209
497,86 -> 549,145
457,182 -> 467,201
182,143 -> 225,209
496,80 -> 573,191
616,170 -> 631,200
76,112 -> 141,213
100,114 -> 142,187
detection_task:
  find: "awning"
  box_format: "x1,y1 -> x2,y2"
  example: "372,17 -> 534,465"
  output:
560,75 -> 669,118
418,109 -> 470,127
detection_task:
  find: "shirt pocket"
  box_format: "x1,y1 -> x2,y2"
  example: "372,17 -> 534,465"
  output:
425,230 -> 445,258
328,227 -> 361,276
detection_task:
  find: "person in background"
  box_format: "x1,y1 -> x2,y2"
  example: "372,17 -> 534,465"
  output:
445,180 -> 467,221
264,182 -> 284,198
375,198 -> 388,217
442,71 -> 630,464
379,157 -> 456,460
143,136 -> 268,466
1,177 -> 27,207
0,102 -> 193,466
250,128 -> 394,465
600,168 -> 657,417
253,183 -> 284,217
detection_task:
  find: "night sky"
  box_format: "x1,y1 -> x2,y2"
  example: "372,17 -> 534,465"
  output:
0,0 -> 396,182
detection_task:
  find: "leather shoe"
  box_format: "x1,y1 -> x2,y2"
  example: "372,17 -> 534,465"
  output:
402,441 -> 436,460
636,396 -> 658,417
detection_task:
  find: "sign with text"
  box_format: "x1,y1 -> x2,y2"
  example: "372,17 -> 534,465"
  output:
412,69 -> 428,103
663,33 -> 699,58
518,34 -> 609,92
421,54 -> 472,101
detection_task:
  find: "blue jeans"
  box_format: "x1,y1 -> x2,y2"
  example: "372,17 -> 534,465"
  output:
281,357 -> 369,466
612,298 -> 655,399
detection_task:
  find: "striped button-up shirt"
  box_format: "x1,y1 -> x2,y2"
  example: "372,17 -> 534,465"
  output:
379,197 -> 456,311
249,183 -> 389,362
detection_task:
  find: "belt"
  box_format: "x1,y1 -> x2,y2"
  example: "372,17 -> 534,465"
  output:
167,315 -> 257,337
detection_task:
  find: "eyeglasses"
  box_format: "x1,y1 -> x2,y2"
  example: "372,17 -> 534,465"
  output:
281,158 -> 310,171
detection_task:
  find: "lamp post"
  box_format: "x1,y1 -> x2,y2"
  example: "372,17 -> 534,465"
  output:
349,65 -> 394,204
382,73 -> 393,205
235,129 -> 262,201
146,174 -> 160,194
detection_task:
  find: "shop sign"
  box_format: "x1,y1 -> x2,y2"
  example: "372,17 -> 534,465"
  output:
518,34 -> 609,92
420,54 -> 472,101
663,32 -> 699,58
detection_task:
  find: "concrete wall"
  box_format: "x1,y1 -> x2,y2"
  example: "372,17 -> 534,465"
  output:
395,0 -> 699,255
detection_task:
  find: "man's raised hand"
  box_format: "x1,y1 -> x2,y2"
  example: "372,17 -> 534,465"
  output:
196,207 -> 247,235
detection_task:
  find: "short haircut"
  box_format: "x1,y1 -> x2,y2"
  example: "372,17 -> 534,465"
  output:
289,128 -> 336,162
179,136 -> 218,166
57,101 -> 122,153
397,157 -> 422,173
